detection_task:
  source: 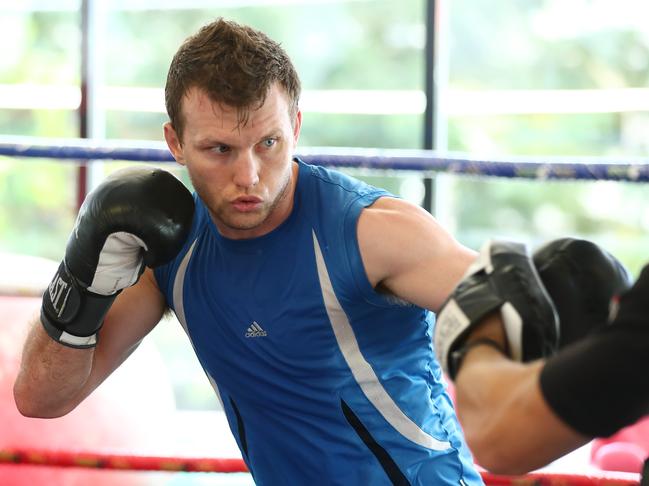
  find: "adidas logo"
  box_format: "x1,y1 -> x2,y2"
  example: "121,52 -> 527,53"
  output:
245,321 -> 267,338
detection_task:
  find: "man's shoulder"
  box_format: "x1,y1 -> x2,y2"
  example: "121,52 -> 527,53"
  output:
297,159 -> 391,201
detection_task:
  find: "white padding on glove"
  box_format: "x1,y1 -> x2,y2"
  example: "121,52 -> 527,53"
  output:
88,232 -> 147,295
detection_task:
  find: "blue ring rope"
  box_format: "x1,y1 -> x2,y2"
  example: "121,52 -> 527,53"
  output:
1,136 -> 648,182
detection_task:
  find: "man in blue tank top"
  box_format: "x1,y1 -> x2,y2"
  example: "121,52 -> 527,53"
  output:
152,19 -> 482,484
15,17 -> 486,485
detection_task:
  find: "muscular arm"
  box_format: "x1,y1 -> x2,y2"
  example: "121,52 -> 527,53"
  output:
357,197 -> 476,310
462,303 -> 649,474
453,315 -> 588,474
14,268 -> 166,418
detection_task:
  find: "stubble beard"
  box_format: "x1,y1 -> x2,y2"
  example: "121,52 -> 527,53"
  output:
210,168 -> 293,233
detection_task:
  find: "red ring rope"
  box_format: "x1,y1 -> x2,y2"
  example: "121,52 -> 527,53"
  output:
480,470 -> 640,485
0,447 -> 248,473
0,447 -> 641,484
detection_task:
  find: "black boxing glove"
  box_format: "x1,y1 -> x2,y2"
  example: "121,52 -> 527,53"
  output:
532,237 -> 631,348
434,240 -> 559,379
41,167 -> 194,348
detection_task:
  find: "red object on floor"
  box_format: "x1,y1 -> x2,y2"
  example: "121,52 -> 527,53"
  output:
591,416 -> 649,473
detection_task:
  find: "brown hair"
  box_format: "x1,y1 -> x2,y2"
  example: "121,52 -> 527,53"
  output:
165,18 -> 301,140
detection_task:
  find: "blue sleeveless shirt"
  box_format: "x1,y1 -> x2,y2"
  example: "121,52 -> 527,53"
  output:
154,160 -> 482,485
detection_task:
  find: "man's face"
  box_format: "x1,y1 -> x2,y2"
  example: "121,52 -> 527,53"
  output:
164,84 -> 302,239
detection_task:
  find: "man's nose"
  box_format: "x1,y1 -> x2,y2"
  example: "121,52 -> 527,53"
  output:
232,150 -> 260,189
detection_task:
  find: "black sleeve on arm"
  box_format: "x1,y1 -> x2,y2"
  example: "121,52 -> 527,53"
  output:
539,265 -> 649,438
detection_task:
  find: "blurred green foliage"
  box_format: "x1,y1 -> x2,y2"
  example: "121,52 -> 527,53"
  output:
442,0 -> 649,277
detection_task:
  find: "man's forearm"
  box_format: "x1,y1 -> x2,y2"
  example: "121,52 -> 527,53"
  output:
14,319 -> 95,418
454,315 -> 588,474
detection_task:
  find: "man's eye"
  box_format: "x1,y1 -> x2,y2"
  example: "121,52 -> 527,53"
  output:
211,145 -> 229,154
262,138 -> 277,148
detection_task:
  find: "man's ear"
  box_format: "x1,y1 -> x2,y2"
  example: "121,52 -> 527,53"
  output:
292,109 -> 302,145
163,122 -> 186,166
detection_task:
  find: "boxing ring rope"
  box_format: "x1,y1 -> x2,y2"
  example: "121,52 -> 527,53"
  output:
2,135 -> 649,181
1,135 -> 647,485
0,447 -> 641,485
0,447 -> 248,473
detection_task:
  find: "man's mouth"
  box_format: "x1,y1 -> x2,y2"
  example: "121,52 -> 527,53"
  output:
231,196 -> 263,212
